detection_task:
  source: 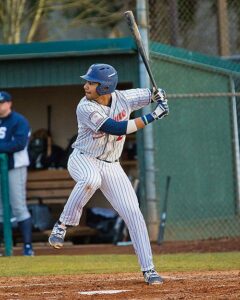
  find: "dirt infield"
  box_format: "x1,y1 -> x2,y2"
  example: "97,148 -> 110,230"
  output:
0,271 -> 239,299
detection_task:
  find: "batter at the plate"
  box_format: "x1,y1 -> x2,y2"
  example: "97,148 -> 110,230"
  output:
49,63 -> 169,285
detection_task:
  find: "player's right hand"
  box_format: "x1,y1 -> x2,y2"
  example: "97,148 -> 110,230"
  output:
151,88 -> 167,103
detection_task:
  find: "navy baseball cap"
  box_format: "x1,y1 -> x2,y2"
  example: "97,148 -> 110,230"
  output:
0,91 -> 12,102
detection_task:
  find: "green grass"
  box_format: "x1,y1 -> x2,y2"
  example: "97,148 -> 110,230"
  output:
0,252 -> 239,277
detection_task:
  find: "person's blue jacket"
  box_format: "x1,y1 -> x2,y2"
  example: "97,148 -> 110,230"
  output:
0,111 -> 30,169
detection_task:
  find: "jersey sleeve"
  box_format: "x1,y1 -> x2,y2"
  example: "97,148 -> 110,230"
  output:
100,118 -> 128,136
0,115 -> 30,153
120,88 -> 151,111
77,102 -> 110,132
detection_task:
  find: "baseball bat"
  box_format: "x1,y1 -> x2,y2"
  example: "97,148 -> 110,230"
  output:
124,10 -> 158,91
157,176 -> 171,245
47,105 -> 52,157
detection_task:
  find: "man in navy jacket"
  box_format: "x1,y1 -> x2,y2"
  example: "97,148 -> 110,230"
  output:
0,91 -> 33,256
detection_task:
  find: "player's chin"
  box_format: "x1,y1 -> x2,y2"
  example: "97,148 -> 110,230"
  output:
85,93 -> 92,100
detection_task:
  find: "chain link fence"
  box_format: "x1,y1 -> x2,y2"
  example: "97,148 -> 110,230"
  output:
148,0 -> 240,57
145,0 -> 240,241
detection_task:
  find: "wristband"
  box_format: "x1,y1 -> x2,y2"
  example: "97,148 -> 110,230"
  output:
141,113 -> 155,125
126,120 -> 138,134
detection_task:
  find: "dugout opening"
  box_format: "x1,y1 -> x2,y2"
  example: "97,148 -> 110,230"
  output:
6,83 -> 139,245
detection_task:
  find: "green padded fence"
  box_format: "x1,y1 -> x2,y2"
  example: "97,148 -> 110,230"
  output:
0,154 -> 13,256
148,43 -> 240,241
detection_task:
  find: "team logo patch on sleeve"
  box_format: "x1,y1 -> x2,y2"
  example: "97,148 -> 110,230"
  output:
89,112 -> 105,127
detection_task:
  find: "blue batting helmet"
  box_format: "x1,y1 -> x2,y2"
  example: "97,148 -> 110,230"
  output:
80,64 -> 118,95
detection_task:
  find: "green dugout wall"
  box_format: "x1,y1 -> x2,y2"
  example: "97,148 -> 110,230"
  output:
0,38 -> 139,88
147,43 -> 240,241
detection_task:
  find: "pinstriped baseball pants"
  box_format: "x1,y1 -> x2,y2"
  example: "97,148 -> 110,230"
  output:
59,148 -> 154,271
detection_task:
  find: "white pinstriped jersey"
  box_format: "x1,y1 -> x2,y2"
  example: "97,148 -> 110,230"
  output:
72,88 -> 151,161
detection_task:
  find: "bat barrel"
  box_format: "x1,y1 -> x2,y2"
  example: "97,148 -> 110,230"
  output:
124,10 -> 158,90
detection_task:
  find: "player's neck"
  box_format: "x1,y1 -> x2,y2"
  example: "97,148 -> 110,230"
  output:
96,94 -> 112,107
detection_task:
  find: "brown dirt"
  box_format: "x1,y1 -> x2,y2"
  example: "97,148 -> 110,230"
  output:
12,236 -> 240,256
0,271 -> 239,300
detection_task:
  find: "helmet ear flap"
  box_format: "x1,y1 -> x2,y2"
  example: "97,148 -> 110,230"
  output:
96,85 -> 102,95
96,84 -> 111,95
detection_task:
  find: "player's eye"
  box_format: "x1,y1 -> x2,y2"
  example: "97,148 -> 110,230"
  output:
88,81 -> 98,86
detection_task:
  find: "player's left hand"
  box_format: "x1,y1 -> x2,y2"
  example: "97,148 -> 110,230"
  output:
152,99 -> 169,120
159,99 -> 169,116
151,88 -> 167,103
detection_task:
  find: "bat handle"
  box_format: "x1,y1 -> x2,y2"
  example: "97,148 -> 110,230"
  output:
152,84 -> 159,93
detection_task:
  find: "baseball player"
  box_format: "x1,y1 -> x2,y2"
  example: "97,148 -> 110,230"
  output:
49,64 -> 169,284
0,91 -> 34,256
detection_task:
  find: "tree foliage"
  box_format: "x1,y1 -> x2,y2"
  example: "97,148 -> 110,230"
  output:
0,0 -> 134,44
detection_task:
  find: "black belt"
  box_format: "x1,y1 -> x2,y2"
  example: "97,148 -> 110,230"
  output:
96,158 -> 119,163
80,152 -> 118,163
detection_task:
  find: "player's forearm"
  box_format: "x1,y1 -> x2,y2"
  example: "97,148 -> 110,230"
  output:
99,118 -> 144,136
128,110 -> 163,133
134,117 -> 145,129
